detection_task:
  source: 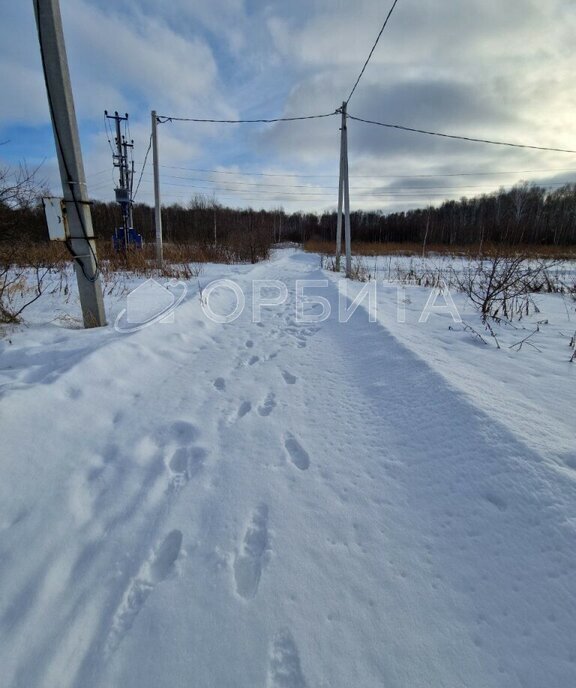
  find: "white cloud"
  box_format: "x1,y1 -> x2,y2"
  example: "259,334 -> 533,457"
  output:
0,62 -> 49,125
2,0 -> 575,213
62,1 -> 229,118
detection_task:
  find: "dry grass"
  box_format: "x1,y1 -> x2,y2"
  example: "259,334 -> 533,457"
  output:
1,240 -> 254,274
0,241 -> 206,321
304,239 -> 576,260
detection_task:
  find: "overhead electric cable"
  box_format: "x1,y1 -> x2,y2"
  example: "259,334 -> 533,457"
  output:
348,114 -> 576,153
142,171 -> 573,192
137,177 -> 561,199
346,0 -> 401,104
103,114 -> 115,155
146,163 -> 576,179
133,134 -> 152,201
156,112 -> 338,124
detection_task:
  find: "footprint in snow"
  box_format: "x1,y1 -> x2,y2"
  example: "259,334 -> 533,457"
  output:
248,355 -> 260,366
234,504 -> 269,599
105,530 -> 183,655
214,377 -> 226,391
168,446 -> 207,482
169,448 -> 189,474
281,370 -> 297,385
160,421 -> 208,488
66,386 -> 82,400
284,434 -> 310,471
267,628 -> 307,688
258,392 -> 277,417
238,401 -> 252,419
484,492 -> 508,512
156,420 -> 198,447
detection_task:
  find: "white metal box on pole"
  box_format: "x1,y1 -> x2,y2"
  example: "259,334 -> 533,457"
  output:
42,197 -> 69,241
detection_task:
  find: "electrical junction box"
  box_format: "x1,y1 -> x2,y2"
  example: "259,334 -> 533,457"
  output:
115,187 -> 130,204
43,197 -> 69,241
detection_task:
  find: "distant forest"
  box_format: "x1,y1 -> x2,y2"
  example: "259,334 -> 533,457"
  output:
3,181 -> 576,249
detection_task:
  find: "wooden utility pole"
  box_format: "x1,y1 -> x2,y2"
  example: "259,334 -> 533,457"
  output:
33,0 -> 106,328
151,110 -> 163,267
336,102 -> 352,276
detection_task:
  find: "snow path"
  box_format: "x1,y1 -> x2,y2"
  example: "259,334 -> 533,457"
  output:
1,250 -> 575,687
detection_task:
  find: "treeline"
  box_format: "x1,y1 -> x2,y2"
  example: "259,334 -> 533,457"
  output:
314,182 -> 576,247
2,182 -> 576,252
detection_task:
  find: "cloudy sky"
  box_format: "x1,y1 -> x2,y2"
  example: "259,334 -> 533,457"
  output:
2,0 -> 576,214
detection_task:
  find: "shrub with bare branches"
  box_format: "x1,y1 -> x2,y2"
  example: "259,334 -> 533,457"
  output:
0,242 -> 65,323
456,254 -> 551,323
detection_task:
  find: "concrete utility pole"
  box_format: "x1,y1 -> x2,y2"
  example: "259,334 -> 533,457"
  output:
336,102 -> 352,276
33,0 -> 106,327
151,110 -> 163,267
335,104 -> 345,271
105,110 -> 133,249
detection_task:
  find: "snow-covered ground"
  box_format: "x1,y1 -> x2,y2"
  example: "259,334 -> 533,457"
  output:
0,248 -> 575,688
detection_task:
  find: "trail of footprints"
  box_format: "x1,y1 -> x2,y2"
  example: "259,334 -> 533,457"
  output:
233,509 -> 308,686
99,313 -> 317,671
107,332 -> 309,678
219,348 -> 299,422
105,421 -> 207,654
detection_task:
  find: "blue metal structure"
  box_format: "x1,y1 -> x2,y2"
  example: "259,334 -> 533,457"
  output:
112,227 -> 143,252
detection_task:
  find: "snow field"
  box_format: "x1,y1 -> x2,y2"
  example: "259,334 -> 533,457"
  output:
0,249 -> 574,687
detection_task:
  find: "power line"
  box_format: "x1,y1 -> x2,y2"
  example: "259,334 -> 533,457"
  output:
156,190 -> 328,204
147,162 -> 576,180
157,164 -> 341,178
142,171 -> 574,193
85,168 -> 110,180
135,177 -> 573,199
346,0 -> 401,104
156,111 -> 338,124
366,168 -> 576,178
348,114 -> 576,154
103,114 -> 115,155
133,134 -> 152,201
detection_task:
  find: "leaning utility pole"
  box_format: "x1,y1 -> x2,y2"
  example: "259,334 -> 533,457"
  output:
336,102 -> 352,277
34,0 -> 106,327
151,110 -> 163,267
